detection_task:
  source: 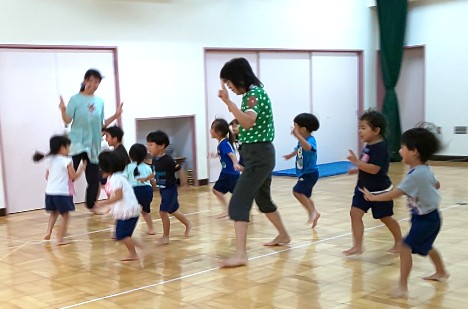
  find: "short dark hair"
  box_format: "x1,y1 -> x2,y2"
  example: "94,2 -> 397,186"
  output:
98,151 -> 126,174
146,130 -> 170,148
401,127 -> 440,163
294,113 -> 320,133
220,57 -> 262,91
104,126 -> 124,142
360,109 -> 388,137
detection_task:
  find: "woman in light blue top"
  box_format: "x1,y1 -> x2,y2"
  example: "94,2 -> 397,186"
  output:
59,69 -> 122,211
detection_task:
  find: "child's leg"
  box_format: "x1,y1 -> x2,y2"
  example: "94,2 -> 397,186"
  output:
44,211 -> 59,240
141,211 -> 155,235
172,211 -> 192,237
423,247 -> 449,281
293,191 -> 320,226
120,237 -> 138,261
212,188 -> 228,218
343,207 -> 365,255
380,216 -> 402,253
159,211 -> 171,244
390,243 -> 412,297
56,212 -> 70,245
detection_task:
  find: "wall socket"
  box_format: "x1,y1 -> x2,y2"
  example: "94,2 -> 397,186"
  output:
454,126 -> 468,134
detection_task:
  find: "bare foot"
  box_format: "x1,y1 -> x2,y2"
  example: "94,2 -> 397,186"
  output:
423,273 -> 450,282
184,222 -> 192,237
219,256 -> 248,268
216,213 -> 228,219
389,286 -> 408,298
121,254 -> 139,261
388,244 -> 400,254
146,230 -> 156,235
56,239 -> 69,246
44,234 -> 51,241
311,213 -> 321,229
157,236 -> 170,245
264,235 -> 291,246
343,247 -> 363,256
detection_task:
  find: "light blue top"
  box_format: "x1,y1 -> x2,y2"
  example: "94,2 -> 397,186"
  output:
66,93 -> 105,164
397,165 -> 440,215
295,135 -> 318,177
124,162 -> 153,187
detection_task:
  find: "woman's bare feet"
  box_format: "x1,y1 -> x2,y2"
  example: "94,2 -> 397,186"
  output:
264,235 -> 291,246
389,285 -> 408,298
158,236 -> 170,245
219,256 -> 248,268
423,272 -> 450,282
343,246 -> 363,256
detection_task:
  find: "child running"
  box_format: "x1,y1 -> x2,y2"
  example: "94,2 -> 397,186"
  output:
361,127 -> 449,298
33,135 -> 85,245
210,118 -> 242,219
146,130 -> 192,244
95,151 -> 141,261
344,110 -> 402,255
283,113 -> 321,228
125,143 -> 156,235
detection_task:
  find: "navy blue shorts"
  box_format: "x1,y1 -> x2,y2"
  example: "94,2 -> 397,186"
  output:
45,195 -> 75,214
293,171 -> 319,198
133,185 -> 154,213
404,210 -> 441,256
213,172 -> 239,194
115,216 -> 139,241
352,186 -> 393,219
159,185 -> 180,214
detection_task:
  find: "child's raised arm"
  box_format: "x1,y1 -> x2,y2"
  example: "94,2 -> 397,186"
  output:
347,150 -> 381,175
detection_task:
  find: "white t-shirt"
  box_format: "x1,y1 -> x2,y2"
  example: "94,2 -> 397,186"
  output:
45,155 -> 73,196
104,172 -> 141,220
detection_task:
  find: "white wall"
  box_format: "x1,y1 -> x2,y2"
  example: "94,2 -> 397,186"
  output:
0,0 -> 374,210
393,0 -> 468,155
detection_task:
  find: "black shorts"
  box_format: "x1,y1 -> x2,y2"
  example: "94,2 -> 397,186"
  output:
159,185 -> 180,214
213,172 -> 239,194
45,194 -> 75,214
293,171 -> 319,198
133,185 -> 154,213
352,186 -> 393,219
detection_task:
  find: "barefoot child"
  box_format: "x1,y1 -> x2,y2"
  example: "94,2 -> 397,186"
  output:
33,135 -> 85,245
146,130 -> 192,244
361,127 -> 449,297
125,143 -> 155,235
210,118 -> 242,218
344,110 -> 402,255
95,151 -> 141,261
283,113 -> 321,228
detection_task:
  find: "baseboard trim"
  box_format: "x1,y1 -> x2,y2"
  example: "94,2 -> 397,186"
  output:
197,179 -> 209,186
431,155 -> 468,162
0,208 -> 6,216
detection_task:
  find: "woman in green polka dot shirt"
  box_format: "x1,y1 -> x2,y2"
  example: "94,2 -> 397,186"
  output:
218,57 -> 290,268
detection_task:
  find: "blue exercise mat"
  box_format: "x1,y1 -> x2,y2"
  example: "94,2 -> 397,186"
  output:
272,161 -> 354,178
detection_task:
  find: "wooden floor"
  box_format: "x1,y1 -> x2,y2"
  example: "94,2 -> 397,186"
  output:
1,162 -> 467,308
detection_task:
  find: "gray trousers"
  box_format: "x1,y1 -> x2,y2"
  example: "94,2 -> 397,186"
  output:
228,142 -> 277,222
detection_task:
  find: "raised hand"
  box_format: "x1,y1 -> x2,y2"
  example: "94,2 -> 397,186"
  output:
58,96 -> 66,112
347,149 -> 359,165
115,102 -> 124,117
218,80 -> 230,104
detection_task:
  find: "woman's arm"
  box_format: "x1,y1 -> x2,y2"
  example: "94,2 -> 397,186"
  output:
218,81 -> 256,129
59,96 -> 72,124
103,102 -> 123,129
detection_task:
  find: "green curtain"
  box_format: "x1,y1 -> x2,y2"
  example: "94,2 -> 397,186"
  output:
376,0 -> 408,161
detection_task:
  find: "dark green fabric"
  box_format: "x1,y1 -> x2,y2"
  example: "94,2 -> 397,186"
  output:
376,0 -> 408,161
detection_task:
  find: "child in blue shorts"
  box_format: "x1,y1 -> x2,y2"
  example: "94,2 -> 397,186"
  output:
345,110 -> 402,256
95,151 -> 141,261
147,130 -> 192,245
210,118 -> 242,219
33,135 -> 86,245
361,126 -> 449,298
283,113 -> 321,228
